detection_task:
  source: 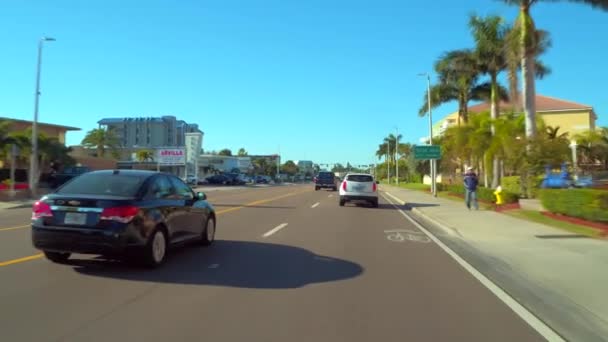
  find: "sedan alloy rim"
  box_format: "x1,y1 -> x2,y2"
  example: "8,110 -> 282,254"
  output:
152,231 -> 166,263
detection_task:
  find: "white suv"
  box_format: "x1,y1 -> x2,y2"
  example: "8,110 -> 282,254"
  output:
339,173 -> 379,207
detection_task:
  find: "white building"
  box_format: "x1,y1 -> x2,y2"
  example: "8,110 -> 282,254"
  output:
185,132 -> 203,179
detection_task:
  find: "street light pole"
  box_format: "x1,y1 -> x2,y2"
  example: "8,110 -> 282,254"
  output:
570,140 -> 578,180
419,72 -> 436,197
30,37 -> 56,198
395,126 -> 399,185
387,138 -> 391,182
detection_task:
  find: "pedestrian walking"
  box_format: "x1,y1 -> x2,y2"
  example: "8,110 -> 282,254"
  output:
463,167 -> 479,210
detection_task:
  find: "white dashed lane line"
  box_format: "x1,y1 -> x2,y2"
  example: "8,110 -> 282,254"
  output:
262,223 -> 289,238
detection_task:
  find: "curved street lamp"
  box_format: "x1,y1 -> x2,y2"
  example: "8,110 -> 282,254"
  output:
30,36 -> 56,197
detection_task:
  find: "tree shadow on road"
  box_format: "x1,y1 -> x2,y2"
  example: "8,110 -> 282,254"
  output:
212,204 -> 297,209
70,240 -> 364,289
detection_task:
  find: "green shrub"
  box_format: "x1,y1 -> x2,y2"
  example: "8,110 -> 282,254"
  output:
448,184 -> 518,204
539,189 -> 608,223
501,176 -> 521,195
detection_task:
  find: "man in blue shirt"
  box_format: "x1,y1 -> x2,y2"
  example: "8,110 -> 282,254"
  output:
463,167 -> 479,210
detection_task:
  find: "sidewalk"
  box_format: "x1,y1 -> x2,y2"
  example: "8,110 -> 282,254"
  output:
381,184 -> 608,342
0,199 -> 35,211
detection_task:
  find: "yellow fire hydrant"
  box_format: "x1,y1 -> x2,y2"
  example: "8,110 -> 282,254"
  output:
494,186 -> 504,205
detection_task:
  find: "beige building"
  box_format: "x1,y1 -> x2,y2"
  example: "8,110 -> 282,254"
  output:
434,94 -> 597,137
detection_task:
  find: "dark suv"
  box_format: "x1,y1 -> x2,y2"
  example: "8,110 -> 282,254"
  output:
314,171 -> 337,191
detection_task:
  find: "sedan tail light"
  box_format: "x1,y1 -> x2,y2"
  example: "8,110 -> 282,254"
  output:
373,182 -> 377,192
32,201 -> 53,219
100,205 -> 139,223
342,181 -> 347,191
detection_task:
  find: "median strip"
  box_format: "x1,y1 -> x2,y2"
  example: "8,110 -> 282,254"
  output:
0,254 -> 43,267
216,190 -> 310,215
0,225 -> 30,232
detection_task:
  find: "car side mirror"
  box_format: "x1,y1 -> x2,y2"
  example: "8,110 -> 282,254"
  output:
197,192 -> 207,200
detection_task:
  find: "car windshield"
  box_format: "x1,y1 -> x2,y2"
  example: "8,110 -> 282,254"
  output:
56,173 -> 147,196
346,175 -> 373,182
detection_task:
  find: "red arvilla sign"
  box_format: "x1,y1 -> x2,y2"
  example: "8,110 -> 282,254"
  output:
156,148 -> 186,165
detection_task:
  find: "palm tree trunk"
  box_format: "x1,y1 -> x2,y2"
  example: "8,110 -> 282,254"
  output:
490,73 -> 501,189
520,3 -> 537,139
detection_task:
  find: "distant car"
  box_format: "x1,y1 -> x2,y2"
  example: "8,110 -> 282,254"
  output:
206,174 -> 230,185
255,176 -> 270,184
31,170 -> 216,267
314,171 -> 337,191
339,173 -> 378,207
49,166 -> 92,189
184,175 -> 198,185
225,173 -> 245,185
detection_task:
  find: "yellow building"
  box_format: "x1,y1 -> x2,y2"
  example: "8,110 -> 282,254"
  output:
434,94 -> 597,137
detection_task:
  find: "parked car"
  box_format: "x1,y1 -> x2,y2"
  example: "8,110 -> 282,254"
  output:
49,166 -> 91,189
31,170 -> 216,267
206,174 -> 230,185
314,171 -> 337,191
225,173 -> 246,185
184,175 -> 198,186
339,173 -> 378,207
255,175 -> 270,184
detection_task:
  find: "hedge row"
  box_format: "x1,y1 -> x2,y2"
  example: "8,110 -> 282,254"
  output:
539,189 -> 608,223
447,184 -> 519,204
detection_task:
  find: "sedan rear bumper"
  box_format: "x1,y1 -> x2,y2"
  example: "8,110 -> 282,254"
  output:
32,225 -> 145,255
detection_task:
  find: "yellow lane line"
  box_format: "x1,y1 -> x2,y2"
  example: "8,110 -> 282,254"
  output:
0,189 -> 311,268
216,190 -> 311,215
0,225 -> 30,232
0,254 -> 43,267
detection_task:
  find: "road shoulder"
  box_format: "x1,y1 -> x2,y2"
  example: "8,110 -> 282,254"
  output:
381,185 -> 608,342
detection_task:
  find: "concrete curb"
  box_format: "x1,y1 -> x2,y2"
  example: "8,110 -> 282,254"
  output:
410,207 -> 463,238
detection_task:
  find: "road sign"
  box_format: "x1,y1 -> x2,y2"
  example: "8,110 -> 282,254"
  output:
413,145 -> 441,160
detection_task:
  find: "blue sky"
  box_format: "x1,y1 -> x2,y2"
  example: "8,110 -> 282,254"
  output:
1,0 -> 607,166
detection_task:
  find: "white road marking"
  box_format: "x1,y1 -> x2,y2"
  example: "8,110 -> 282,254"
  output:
263,223 -> 289,238
384,191 -> 405,205
384,229 -> 431,243
311,202 -> 320,208
208,264 -> 220,269
381,194 -> 565,342
328,194 -> 333,198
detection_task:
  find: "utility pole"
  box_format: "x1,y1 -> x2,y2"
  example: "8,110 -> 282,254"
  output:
395,126 -> 399,186
419,72 -> 436,197
30,37 -> 56,197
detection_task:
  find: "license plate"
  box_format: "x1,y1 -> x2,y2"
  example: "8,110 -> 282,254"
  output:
64,212 -> 87,225
353,185 -> 365,191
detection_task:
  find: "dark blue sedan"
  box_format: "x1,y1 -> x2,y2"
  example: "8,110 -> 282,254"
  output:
31,170 -> 216,267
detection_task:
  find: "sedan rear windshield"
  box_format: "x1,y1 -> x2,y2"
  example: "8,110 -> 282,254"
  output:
346,175 -> 373,182
318,172 -> 334,178
56,173 -> 147,197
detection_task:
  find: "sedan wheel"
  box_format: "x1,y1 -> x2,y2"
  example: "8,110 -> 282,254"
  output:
44,251 -> 71,263
142,229 -> 167,267
200,217 -> 216,246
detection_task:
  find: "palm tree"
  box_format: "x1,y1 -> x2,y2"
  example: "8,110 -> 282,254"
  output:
502,0 -> 608,138
470,14 -> 511,188
545,126 -> 569,141
81,127 -> 119,158
504,26 -> 552,110
135,150 -> 155,162
0,120 -> 16,160
419,49 -> 507,125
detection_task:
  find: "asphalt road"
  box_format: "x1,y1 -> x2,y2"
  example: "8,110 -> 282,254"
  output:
0,184 -> 546,342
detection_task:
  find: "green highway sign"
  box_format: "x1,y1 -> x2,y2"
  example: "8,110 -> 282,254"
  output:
413,145 -> 441,160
